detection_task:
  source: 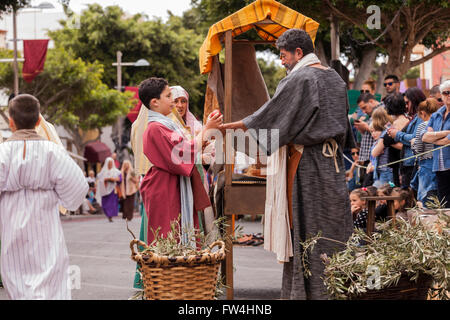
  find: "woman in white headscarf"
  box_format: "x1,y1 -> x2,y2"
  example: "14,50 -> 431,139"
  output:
171,85 -> 216,235
97,157 -> 122,222
120,160 -> 139,221
171,86 -> 203,138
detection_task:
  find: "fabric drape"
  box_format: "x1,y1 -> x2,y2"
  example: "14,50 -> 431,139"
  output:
22,40 -> 49,83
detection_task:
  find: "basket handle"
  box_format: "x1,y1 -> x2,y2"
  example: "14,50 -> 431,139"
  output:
130,239 -> 149,262
208,240 -> 225,252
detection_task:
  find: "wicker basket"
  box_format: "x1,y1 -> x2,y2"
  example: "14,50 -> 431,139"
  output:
130,239 -> 226,300
349,273 -> 433,300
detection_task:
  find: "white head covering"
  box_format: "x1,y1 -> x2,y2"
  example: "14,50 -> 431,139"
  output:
96,157 -> 121,198
171,85 -> 203,137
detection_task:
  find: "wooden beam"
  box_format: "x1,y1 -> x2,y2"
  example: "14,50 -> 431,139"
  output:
232,40 -> 276,44
224,185 -> 266,215
223,29 -> 234,301
224,30 -> 233,187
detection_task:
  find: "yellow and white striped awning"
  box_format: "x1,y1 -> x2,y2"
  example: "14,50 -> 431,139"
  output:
199,0 -> 320,74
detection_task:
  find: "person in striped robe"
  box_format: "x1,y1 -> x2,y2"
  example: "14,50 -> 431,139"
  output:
0,94 -> 88,300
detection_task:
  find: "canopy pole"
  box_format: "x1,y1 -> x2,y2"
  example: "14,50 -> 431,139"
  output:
223,29 -> 234,300
225,30 -> 233,187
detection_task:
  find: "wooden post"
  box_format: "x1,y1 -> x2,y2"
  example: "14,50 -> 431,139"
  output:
362,196 -> 402,236
366,200 -> 376,236
224,30 -> 234,300
387,200 -> 396,228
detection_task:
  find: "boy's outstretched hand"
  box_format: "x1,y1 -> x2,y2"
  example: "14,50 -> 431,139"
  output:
205,110 -> 223,130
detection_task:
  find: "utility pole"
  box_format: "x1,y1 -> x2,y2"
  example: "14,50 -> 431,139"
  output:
12,8 -> 19,96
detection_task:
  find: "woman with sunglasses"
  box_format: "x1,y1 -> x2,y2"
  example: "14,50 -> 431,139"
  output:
360,80 -> 376,95
429,85 -> 445,107
387,87 -> 426,188
422,80 -> 450,208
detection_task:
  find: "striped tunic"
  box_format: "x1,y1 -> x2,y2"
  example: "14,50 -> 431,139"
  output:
0,134 -> 88,299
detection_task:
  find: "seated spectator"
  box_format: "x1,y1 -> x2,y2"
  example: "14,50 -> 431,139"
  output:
391,187 -> 416,220
86,170 -> 96,186
375,183 -> 395,221
350,188 -> 369,230
81,182 -> 100,215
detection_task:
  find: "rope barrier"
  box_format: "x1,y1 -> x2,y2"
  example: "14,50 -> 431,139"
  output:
344,143 -> 450,171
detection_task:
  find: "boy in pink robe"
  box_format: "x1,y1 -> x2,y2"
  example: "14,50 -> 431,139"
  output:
138,77 -> 222,244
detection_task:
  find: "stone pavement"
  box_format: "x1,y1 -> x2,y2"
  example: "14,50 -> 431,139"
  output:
0,213 -> 283,300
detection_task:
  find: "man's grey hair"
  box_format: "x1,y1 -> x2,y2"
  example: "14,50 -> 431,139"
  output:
430,85 -> 441,96
276,29 -> 314,55
440,80 -> 450,93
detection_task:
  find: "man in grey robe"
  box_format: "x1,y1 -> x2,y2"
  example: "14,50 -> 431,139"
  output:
221,29 -> 355,299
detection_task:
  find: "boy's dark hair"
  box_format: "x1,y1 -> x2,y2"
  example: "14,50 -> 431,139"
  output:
8,94 -> 40,130
356,92 -> 376,104
384,93 -> 406,116
276,29 -> 314,56
138,77 -> 168,109
384,74 -> 399,83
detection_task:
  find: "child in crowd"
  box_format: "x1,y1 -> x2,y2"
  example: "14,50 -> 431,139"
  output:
410,98 -> 440,207
365,186 -> 378,197
350,188 -> 369,230
346,147 -> 362,191
370,107 -> 394,188
391,187 -> 416,220
375,183 -> 395,221
0,94 -> 88,299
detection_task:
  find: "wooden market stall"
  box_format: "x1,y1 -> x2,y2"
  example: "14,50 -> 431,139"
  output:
199,0 -> 319,299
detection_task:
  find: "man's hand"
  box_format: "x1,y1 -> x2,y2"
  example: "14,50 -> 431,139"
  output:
353,120 -> 369,133
387,127 -> 399,138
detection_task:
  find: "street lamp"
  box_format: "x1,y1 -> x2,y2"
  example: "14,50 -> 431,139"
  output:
111,51 -> 150,160
112,51 -> 150,92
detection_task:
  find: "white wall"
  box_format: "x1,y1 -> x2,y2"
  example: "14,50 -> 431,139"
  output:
0,8 -> 66,51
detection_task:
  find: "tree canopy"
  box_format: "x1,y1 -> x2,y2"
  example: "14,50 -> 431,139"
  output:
0,0 -> 29,14
49,4 -> 207,116
0,47 -> 133,154
190,0 -> 450,85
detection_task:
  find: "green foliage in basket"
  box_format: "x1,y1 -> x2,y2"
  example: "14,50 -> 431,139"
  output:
141,216 -> 225,257
300,211 -> 449,300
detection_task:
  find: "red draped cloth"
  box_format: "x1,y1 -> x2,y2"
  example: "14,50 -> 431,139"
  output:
125,86 -> 142,123
22,39 -> 49,83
